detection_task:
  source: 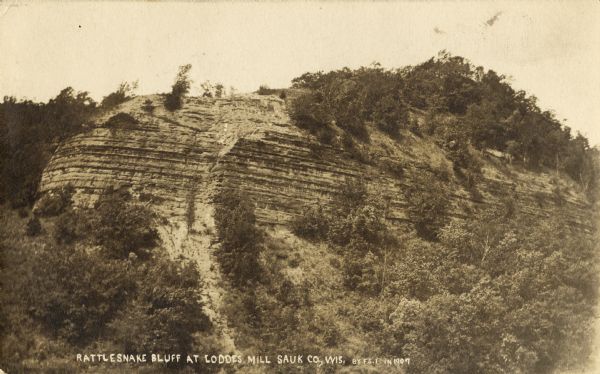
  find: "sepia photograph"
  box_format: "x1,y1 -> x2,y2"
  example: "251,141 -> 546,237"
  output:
1,1 -> 599,373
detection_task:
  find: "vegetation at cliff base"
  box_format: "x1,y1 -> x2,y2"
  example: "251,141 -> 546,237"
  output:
288,181 -> 599,374
214,189 -> 264,287
0,190 -> 215,372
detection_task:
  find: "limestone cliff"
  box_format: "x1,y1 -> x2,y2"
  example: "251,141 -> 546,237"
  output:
37,93 -> 595,351
40,94 -> 593,233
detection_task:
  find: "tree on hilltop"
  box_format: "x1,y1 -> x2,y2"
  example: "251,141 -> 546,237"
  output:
165,64 -> 192,111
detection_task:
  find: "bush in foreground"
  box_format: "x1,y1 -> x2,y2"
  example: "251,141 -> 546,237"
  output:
214,189 -> 264,287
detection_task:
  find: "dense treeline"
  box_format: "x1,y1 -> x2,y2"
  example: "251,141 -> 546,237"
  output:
290,51 -> 599,197
383,208 -> 599,373
0,80 -> 139,208
0,88 -> 98,207
0,65 -> 193,209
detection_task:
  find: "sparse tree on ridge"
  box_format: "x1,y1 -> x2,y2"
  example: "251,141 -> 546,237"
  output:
165,64 -> 192,111
101,81 -> 138,109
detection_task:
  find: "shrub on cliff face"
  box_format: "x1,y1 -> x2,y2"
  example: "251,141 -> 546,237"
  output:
52,190 -> 159,257
165,64 -> 192,111
100,81 -> 137,109
405,173 -> 450,240
35,184 -> 75,217
291,206 -> 328,240
289,91 -> 331,134
91,191 -> 159,259
141,99 -> 155,113
343,247 -> 381,294
214,189 -> 264,287
104,112 -> 139,131
334,178 -> 369,214
257,85 -> 273,95
372,95 -> 408,138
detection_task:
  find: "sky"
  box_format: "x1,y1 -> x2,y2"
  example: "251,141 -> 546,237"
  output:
1,1 -> 599,144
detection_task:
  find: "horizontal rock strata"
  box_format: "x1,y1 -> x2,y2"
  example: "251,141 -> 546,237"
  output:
39,94 -> 594,233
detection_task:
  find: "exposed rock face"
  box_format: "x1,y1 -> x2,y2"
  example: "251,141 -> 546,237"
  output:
38,93 -> 594,348
41,95 -> 278,215
41,93 -> 593,232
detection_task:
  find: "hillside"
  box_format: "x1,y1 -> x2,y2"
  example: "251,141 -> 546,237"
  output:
1,56 -> 599,373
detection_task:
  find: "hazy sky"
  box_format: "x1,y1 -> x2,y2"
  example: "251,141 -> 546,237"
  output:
1,1 -> 599,144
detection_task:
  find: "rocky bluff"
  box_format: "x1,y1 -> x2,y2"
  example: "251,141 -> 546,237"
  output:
39,93 -> 592,237
36,92 -> 595,353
